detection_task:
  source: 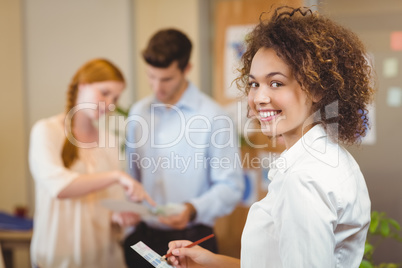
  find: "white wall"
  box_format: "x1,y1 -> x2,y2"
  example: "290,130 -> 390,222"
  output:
133,0 -> 201,99
24,0 -> 135,125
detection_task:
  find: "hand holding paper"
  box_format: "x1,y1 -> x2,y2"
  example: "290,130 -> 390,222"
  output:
112,211 -> 141,227
158,203 -> 195,230
101,199 -> 185,221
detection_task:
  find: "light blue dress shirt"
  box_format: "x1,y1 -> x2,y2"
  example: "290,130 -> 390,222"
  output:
126,82 -> 244,229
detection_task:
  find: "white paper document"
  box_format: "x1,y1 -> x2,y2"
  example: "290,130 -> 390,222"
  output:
101,199 -> 185,218
101,199 -> 152,216
131,241 -> 173,268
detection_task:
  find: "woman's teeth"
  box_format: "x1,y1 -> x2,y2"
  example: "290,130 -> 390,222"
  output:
259,111 -> 279,118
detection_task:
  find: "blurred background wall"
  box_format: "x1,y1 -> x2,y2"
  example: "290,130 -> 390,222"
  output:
0,0 -> 27,224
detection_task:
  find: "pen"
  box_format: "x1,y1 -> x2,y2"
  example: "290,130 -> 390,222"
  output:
161,234 -> 215,260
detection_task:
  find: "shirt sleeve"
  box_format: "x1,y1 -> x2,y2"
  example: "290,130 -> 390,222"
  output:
29,119 -> 79,198
189,115 -> 245,225
125,107 -> 141,182
274,170 -> 339,267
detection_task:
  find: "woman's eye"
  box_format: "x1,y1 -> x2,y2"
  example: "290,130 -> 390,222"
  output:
248,82 -> 259,88
100,90 -> 110,97
271,81 -> 282,88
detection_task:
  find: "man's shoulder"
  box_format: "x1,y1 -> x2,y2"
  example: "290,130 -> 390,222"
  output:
194,89 -> 226,116
129,95 -> 154,115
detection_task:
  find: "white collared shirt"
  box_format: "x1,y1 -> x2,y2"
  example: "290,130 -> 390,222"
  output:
241,125 -> 370,268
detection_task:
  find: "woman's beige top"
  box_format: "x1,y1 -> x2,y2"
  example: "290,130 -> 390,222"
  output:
29,114 -> 125,268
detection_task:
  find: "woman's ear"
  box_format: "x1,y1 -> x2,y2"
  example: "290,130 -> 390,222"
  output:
311,91 -> 323,103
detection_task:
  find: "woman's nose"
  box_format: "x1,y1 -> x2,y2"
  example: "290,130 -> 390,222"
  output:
104,98 -> 115,110
254,87 -> 270,105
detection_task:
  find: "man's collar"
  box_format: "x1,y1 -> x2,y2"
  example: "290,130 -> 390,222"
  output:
151,82 -> 200,111
175,82 -> 200,110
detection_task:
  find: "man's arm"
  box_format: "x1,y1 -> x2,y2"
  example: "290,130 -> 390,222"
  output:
187,114 -> 244,225
125,107 -> 142,182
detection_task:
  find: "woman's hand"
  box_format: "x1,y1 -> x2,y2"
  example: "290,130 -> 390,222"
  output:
166,240 -> 215,268
167,240 -> 241,268
116,171 -> 156,206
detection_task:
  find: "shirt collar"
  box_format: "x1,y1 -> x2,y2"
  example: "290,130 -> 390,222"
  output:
151,82 -> 200,111
268,124 -> 327,180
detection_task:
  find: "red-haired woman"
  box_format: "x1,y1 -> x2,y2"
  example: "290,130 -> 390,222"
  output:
29,58 -> 154,268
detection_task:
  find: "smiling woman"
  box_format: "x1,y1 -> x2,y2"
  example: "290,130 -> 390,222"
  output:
166,6 -> 375,268
238,6 -> 374,146
247,47 -> 317,148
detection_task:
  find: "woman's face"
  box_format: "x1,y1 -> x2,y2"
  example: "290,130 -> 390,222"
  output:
76,80 -> 125,120
247,47 -> 314,149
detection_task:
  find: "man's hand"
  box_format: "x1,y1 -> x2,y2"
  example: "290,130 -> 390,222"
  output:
158,203 -> 196,230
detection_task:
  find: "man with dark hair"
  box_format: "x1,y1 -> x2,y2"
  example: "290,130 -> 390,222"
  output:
142,29 -> 192,71
123,28 -> 244,267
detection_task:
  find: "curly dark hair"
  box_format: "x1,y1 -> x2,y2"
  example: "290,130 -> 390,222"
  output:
238,6 -> 375,145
